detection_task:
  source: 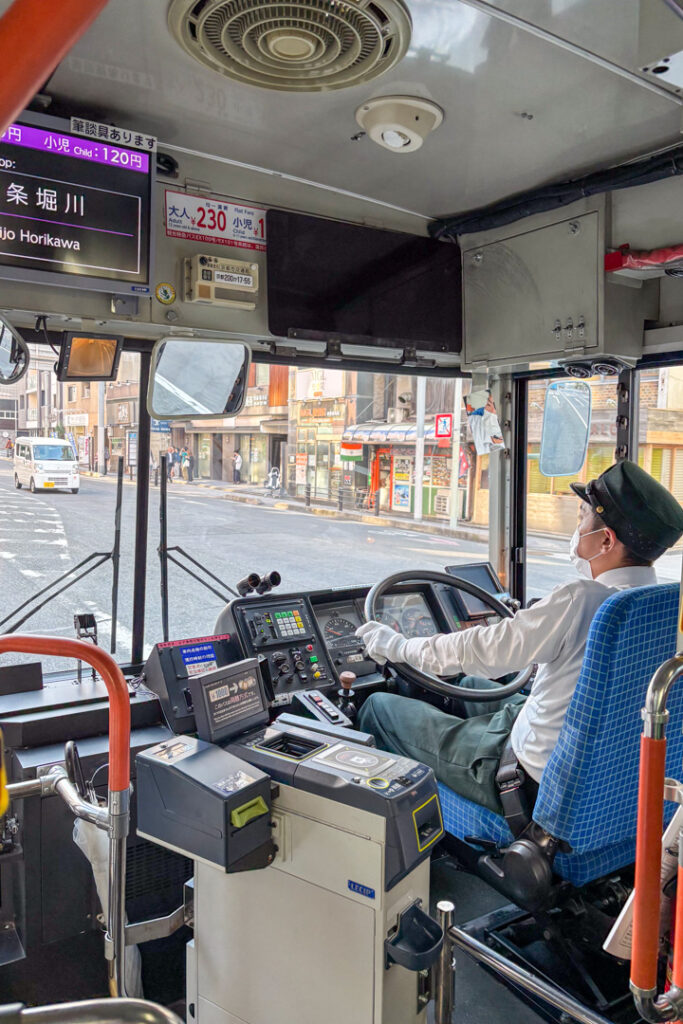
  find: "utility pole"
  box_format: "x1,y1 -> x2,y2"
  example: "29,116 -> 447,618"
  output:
449,378 -> 463,532
98,381 -> 105,476
414,376 -> 426,522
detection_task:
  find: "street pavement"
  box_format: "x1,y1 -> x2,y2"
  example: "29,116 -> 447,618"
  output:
0,458 -> 679,672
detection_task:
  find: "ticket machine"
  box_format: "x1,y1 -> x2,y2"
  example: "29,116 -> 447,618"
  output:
136,659 -> 444,1024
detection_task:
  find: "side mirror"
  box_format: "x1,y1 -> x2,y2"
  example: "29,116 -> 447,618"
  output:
147,338 -> 251,420
539,379 -> 592,478
0,315 -> 29,385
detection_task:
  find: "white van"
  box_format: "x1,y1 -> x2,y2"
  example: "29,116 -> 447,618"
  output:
14,437 -> 80,494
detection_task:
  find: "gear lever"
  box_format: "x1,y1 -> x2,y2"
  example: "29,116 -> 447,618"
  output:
337,670 -> 358,724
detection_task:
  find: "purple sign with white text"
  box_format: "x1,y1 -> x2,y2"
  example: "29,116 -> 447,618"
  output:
0,122 -> 151,287
0,124 -> 150,173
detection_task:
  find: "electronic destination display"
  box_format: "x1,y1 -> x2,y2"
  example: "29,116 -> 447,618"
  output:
0,120 -> 152,293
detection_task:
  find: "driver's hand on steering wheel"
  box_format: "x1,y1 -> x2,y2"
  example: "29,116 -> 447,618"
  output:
356,621 -> 408,665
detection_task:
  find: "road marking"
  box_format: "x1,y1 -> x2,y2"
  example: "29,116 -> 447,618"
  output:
20,569 -> 43,579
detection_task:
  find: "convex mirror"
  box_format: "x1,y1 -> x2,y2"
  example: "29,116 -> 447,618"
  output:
148,338 -> 250,420
539,379 -> 591,478
0,315 -> 29,385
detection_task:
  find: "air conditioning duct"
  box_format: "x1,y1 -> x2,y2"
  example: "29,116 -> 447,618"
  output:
460,196 -> 659,371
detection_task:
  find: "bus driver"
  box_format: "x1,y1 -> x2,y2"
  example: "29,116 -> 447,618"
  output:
357,460 -> 683,820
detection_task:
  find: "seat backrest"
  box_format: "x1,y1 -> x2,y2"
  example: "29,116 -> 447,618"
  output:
534,583 -> 681,853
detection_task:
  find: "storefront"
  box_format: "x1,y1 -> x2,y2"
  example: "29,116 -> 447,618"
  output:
293,406 -> 347,498
341,422 -> 472,520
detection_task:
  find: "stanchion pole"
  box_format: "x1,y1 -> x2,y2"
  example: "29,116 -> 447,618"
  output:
434,901 -> 455,1024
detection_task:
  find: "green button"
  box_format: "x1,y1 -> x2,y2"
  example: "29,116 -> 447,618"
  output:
309,655 -> 318,663
230,795 -> 268,829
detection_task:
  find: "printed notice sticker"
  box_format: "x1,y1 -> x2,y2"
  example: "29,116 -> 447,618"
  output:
214,771 -> 255,794
165,189 -> 266,251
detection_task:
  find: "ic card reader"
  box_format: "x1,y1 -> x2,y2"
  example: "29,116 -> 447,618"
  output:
136,655 -> 445,1024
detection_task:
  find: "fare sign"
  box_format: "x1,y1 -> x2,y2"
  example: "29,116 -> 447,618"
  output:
0,122 -> 152,290
165,189 -> 267,251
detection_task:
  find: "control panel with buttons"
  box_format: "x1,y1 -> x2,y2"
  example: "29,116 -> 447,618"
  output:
232,599 -> 334,702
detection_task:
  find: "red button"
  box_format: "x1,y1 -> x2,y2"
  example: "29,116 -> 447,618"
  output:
306,644 -> 314,652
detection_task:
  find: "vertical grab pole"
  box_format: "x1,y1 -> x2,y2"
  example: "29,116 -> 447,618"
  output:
131,352 -> 151,665
631,734 -> 667,997
630,654 -> 683,1022
0,636 -> 130,996
110,456 -> 124,655
434,901 -> 455,1024
159,454 -> 170,643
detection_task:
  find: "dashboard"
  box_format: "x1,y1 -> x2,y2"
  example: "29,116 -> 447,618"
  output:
215,564 -> 506,708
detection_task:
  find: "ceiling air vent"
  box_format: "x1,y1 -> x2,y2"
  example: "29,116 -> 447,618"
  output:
168,0 -> 412,92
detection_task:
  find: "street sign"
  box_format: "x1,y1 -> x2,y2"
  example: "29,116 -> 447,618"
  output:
435,413 -> 453,439
295,451 -> 307,486
127,430 -> 138,466
151,419 -> 171,432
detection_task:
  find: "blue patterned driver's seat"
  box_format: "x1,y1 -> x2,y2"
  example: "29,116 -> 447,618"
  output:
438,583 -> 682,887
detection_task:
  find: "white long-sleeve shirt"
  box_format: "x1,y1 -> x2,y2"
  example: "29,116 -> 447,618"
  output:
387,566 -> 657,782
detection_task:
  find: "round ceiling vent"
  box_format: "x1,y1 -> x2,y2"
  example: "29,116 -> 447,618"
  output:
168,0 -> 413,93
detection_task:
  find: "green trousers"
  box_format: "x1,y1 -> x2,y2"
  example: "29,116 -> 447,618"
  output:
357,679 -> 526,814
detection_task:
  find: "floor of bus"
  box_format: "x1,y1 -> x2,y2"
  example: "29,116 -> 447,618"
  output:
2,850 -> 625,1022
429,853 -> 549,1024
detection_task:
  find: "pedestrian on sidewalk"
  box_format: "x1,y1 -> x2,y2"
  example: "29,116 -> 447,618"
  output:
266,465 -> 280,496
166,446 -> 174,483
188,451 -> 195,483
181,447 -> 189,481
172,446 -> 181,479
232,450 -> 242,484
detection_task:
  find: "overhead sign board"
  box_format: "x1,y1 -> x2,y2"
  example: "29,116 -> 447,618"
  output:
165,189 -> 266,252
0,120 -> 152,293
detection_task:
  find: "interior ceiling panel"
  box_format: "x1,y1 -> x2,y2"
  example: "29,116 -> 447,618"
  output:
2,0 -> 682,218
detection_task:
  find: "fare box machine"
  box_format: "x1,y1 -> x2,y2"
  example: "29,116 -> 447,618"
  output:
136,657 -> 445,1024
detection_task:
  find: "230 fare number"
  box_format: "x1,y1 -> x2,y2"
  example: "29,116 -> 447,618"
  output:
195,205 -> 265,237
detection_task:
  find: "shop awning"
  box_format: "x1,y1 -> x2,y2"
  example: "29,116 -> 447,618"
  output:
259,417 -> 288,435
342,421 -> 442,443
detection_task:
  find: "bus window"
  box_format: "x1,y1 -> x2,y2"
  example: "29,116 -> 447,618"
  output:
632,366 -> 683,586
525,375 -> 619,600
136,367 -> 492,644
2,358 -> 507,657
1,347 -> 141,671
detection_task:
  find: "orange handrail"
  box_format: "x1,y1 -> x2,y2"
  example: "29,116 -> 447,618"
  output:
0,635 -> 130,791
0,0 -> 111,135
631,735 -> 667,992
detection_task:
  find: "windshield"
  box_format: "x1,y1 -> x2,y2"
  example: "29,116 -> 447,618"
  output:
2,354 -> 681,672
32,445 -> 75,461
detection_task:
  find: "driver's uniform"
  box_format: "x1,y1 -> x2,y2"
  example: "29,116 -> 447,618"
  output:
357,565 -> 656,813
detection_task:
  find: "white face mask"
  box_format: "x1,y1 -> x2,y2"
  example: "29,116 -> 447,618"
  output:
569,526 -> 604,579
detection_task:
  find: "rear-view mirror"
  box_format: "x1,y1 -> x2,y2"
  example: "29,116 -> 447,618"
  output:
0,315 -> 29,385
147,338 -> 251,420
539,379 -> 591,478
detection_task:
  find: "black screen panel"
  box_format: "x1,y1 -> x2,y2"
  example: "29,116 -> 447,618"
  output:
267,209 -> 461,352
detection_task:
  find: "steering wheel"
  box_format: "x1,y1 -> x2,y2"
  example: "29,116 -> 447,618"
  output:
363,570 -> 534,701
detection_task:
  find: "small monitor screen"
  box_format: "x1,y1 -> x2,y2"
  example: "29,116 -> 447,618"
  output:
191,659 -> 268,744
180,641 -> 218,677
445,563 -> 502,618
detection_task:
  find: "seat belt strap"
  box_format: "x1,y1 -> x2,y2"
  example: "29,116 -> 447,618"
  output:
496,737 -> 531,839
